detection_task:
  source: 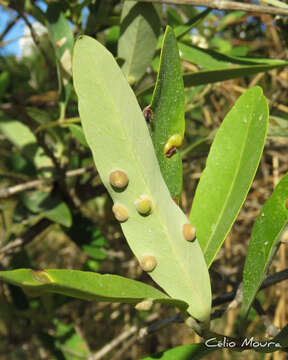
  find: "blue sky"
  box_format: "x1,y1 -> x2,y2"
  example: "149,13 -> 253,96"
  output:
0,1 -> 47,56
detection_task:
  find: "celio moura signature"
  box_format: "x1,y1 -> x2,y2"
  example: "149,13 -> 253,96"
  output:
205,337 -> 282,349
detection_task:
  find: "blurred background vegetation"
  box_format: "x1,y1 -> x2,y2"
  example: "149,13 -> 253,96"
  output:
0,0 -> 288,359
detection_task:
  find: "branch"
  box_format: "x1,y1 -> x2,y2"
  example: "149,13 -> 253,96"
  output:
212,268 -> 288,309
0,218 -> 52,259
0,15 -> 20,43
210,268 -> 288,322
90,313 -> 182,360
0,165 -> 95,199
133,0 -> 288,16
91,325 -> 138,360
15,8 -> 53,68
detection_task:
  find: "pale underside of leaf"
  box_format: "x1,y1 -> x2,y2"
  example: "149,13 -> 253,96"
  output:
118,1 -> 160,83
73,36 -> 211,323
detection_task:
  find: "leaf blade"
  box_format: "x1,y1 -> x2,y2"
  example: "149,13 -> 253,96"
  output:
118,0 -> 161,84
46,3 -> 74,116
190,86 -> 269,267
0,269 -> 187,310
73,35 -> 211,323
183,63 -> 288,87
179,42 -> 288,69
241,173 -> 288,318
141,343 -> 216,360
150,26 -> 185,200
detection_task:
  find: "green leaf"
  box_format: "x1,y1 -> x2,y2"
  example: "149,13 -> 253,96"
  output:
156,9 -> 211,50
82,246 -> 106,260
273,324 -> 288,348
73,35 -> 211,323
190,87 -> 269,267
167,7 -> 184,27
150,26 -> 185,201
118,0 -> 161,84
21,190 -> 72,227
0,71 -> 10,101
216,11 -> 246,31
53,320 -> 90,360
175,8 -> 211,40
26,107 -> 64,158
262,0 -> 288,9
141,343 -> 216,360
44,201 -> 72,228
180,43 -> 242,69
0,269 -> 187,310
0,116 -> 53,172
21,190 -> 49,213
179,43 -> 288,69
241,173 -> 288,318
136,55 -> 288,98
183,63 -> 288,87
268,116 -> 288,138
106,25 -> 120,54
46,3 -> 74,118
0,117 -> 36,149
177,43 -> 288,86
209,38 -> 233,54
69,124 -> 88,147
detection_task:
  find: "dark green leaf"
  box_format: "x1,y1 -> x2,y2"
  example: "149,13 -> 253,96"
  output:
141,343 -> 216,360
0,71 -> 10,101
183,63 -> 288,87
179,43 -> 287,69
241,173 -> 288,318
0,269 -> 188,310
268,116 -> 288,138
0,116 -> 52,171
44,202 -> 72,228
82,246 -> 107,260
175,9 -> 212,40
273,324 -> 288,348
190,87 -> 269,267
54,320 -> 90,360
21,190 -> 72,227
150,26 -> 185,201
167,7 -> 184,27
69,124 -> 88,147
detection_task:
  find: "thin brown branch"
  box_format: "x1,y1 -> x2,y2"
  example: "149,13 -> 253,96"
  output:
90,313 -> 177,360
16,8 -> 53,68
91,267 -> 288,359
15,106 -> 78,208
91,325 -> 138,360
0,218 -> 52,258
134,0 -> 288,16
211,268 -> 288,320
0,165 -> 95,199
0,15 -> 20,43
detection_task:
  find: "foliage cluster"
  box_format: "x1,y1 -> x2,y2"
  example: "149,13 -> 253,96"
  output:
0,1 -> 288,359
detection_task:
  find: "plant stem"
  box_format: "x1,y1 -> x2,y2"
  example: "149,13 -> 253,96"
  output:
133,0 -> 288,16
